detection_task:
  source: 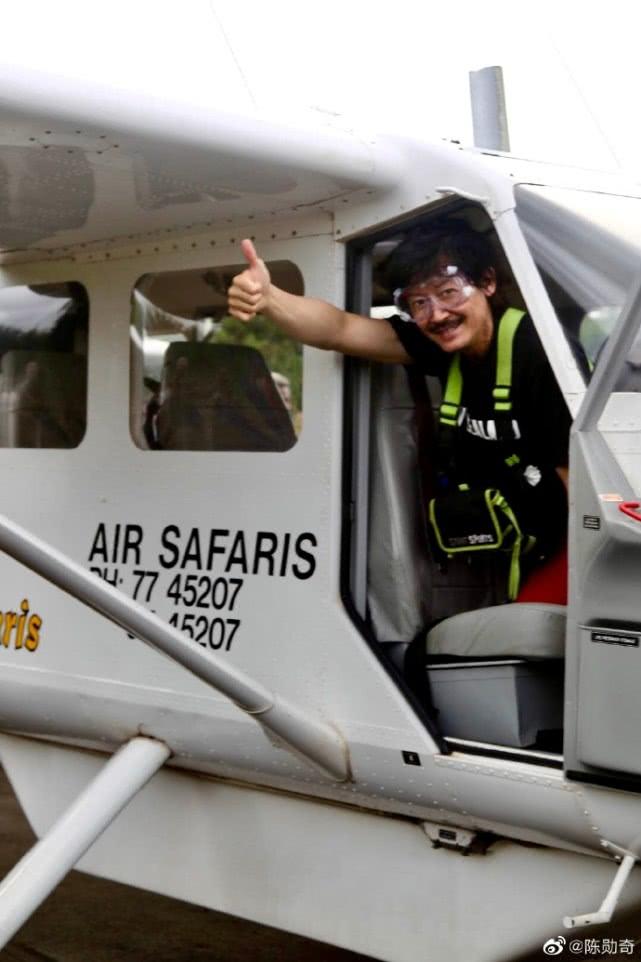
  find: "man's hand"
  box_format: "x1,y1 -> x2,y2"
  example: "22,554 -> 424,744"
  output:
228,238 -> 409,363
227,239 -> 272,321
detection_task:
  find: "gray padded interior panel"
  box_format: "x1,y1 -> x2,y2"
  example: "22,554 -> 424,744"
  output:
426,602 -> 567,659
366,363 -> 432,641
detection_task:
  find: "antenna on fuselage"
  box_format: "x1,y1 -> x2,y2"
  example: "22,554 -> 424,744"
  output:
469,65 -> 511,152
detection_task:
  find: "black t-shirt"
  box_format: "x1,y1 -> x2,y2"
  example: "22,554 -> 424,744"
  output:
388,310 -> 572,555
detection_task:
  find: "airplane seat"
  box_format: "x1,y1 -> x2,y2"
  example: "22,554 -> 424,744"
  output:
0,350 -> 86,448
426,602 -> 566,659
424,603 -> 566,748
578,310 -> 614,372
366,363 -> 509,657
156,342 -> 296,452
366,363 -> 433,650
578,308 -> 641,388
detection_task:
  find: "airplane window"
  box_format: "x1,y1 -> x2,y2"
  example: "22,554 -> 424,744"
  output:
0,281 -> 88,448
516,185 -> 641,376
130,262 -> 304,451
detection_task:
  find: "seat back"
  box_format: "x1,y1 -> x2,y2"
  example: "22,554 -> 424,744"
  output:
0,350 -> 86,448
156,343 -> 296,452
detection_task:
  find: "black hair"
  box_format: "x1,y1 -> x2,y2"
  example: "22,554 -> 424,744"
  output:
383,219 -> 498,292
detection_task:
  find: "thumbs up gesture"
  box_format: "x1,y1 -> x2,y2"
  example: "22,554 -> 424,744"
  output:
227,239 -> 272,321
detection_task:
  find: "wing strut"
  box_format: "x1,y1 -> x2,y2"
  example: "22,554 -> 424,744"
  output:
564,840 -> 639,928
0,513 -> 350,782
0,736 -> 170,950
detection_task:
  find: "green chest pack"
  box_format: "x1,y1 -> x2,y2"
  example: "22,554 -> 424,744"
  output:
427,308 -> 533,600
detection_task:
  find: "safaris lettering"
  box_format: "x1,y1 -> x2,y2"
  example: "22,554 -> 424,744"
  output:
0,598 -> 42,652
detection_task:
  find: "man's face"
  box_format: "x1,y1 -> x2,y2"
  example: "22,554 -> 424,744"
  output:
399,268 -> 496,357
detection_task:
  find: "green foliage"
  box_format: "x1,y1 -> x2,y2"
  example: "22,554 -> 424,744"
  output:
211,314 -> 303,411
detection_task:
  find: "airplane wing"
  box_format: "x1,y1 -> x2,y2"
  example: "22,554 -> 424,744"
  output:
0,65 -> 405,262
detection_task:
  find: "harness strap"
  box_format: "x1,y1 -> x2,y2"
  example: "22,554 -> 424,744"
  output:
493,307 -> 525,413
438,353 -> 462,427
438,308 -> 525,428
493,491 -> 523,601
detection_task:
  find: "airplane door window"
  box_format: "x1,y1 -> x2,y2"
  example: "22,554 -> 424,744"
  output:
0,281 -> 88,448
516,184 -> 641,490
515,184 -> 641,375
130,261 -> 304,451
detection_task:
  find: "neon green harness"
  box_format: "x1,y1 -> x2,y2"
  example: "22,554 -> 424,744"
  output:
431,308 -> 530,600
438,307 -> 525,429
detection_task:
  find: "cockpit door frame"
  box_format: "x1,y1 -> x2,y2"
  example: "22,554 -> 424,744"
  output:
565,264 -> 641,790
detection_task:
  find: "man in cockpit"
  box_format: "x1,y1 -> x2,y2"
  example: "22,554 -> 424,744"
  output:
227,223 -> 576,605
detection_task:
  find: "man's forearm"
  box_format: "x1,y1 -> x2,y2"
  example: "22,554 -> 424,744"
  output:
265,285 -> 347,351
228,239 -> 409,363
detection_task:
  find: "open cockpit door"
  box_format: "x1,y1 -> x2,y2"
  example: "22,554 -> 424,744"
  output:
565,264 -> 641,789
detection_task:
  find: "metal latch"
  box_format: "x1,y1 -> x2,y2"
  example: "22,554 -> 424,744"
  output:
421,821 -> 494,855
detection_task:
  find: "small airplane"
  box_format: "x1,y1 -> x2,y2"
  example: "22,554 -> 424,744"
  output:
1,41 -> 641,962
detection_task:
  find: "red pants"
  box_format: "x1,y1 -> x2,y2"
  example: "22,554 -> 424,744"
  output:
516,543 -> 568,605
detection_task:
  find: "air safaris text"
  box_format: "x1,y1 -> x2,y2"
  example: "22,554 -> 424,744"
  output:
87,524 -> 318,653
157,526 -> 317,578
87,524 -> 318,578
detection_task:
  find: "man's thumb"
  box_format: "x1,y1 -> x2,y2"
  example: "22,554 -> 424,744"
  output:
241,238 -> 260,269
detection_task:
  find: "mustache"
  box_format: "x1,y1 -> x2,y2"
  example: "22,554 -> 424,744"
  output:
425,317 -> 462,334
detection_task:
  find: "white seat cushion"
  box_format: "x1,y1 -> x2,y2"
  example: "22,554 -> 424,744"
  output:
426,603 -> 566,660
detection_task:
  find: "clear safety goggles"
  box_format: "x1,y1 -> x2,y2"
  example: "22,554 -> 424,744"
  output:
393,266 -> 475,323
